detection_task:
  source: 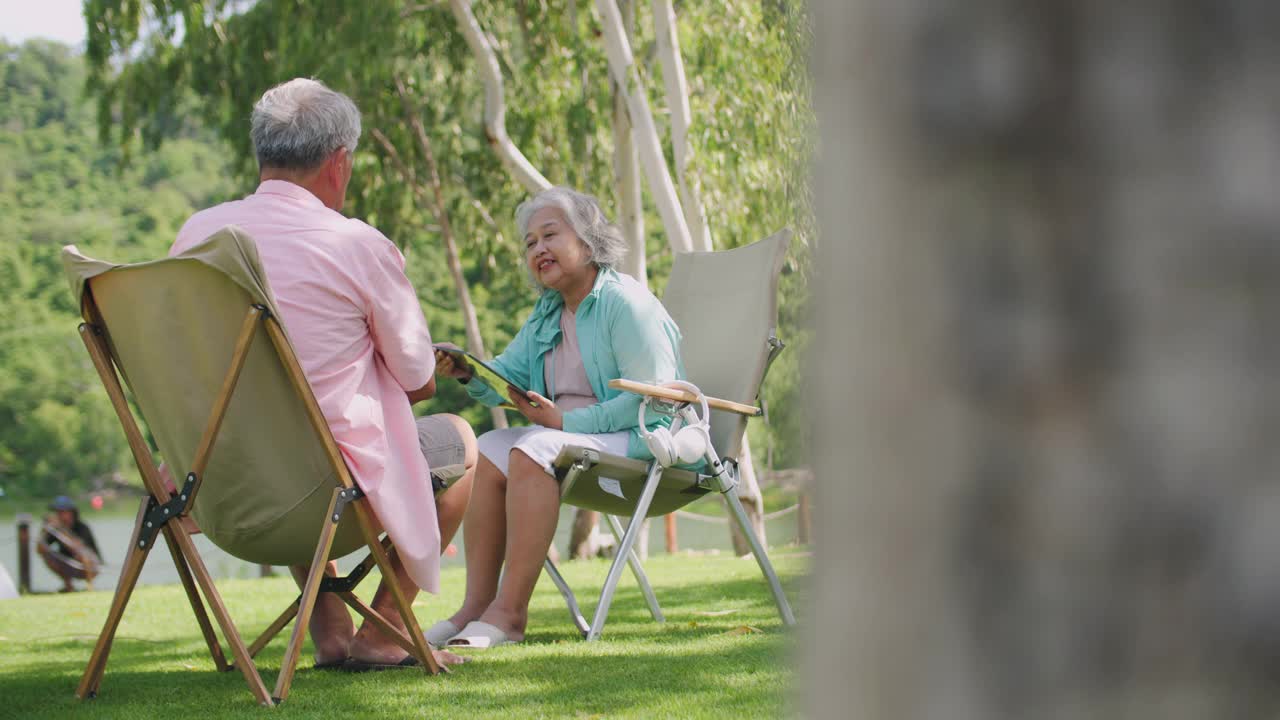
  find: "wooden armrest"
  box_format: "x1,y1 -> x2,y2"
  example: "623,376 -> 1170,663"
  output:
608,378 -> 762,416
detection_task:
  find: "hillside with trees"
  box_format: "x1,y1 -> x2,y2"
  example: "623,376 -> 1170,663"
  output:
0,39 -> 237,498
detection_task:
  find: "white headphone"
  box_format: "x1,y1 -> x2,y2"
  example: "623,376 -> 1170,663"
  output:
638,380 -> 712,468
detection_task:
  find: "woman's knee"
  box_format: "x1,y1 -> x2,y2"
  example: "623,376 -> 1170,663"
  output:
507,448 -> 554,485
474,452 -> 507,491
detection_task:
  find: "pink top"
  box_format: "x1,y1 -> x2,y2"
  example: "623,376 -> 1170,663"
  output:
173,180 -> 441,593
544,309 -> 598,413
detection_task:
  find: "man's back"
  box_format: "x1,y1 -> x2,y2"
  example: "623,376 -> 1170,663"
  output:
172,178 -> 444,592
173,180 -> 431,406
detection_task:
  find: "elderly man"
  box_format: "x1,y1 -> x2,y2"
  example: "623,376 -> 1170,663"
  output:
172,78 -> 474,670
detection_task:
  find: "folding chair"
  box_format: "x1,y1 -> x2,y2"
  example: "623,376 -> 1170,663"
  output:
542,229 -> 799,640
61,227 -> 441,707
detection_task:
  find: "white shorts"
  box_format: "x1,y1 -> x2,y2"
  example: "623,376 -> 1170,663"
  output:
478,425 -> 631,477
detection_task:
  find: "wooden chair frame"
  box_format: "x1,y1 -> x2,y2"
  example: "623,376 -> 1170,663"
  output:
74,289 -> 440,707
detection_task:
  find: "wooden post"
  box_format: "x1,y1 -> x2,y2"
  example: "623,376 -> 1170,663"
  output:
16,514 -> 30,594
664,514 -> 678,554
568,509 -> 601,559
797,493 -> 811,545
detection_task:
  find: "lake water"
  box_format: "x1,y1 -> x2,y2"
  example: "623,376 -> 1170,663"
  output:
1,499 -> 798,594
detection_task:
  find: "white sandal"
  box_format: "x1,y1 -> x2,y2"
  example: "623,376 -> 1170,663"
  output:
446,620 -> 516,649
424,619 -> 461,648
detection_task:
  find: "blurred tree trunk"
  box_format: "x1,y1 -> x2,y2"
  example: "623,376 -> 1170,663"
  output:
810,1 -> 1280,719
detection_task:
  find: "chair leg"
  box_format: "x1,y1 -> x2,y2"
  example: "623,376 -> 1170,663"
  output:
604,515 -> 664,623
351,502 -> 440,675
243,601 -> 300,662
334,591 -> 416,654
543,558 -> 590,637
273,488 -> 344,704
587,462 -> 665,641
78,499 -> 153,699
724,487 -> 797,626
162,524 -> 228,671
168,528 -> 274,705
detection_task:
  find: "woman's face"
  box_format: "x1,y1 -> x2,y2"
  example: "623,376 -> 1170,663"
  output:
524,207 -> 592,292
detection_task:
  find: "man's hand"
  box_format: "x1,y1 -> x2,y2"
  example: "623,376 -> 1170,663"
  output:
433,343 -> 474,381
509,388 -> 562,429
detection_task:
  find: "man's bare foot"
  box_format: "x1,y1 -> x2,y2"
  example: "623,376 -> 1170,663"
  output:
432,648 -> 469,667
347,620 -> 470,668
346,642 -> 468,669
308,600 -> 354,665
292,563 -> 353,665
347,623 -> 412,665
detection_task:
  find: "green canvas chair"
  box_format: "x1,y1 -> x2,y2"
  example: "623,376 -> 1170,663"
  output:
61,227 -> 443,707
542,230 -> 799,640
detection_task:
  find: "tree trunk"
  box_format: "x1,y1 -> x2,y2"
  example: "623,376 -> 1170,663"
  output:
596,0 -> 693,254
568,508 -> 611,559
651,0 -> 768,551
449,0 -> 552,192
651,0 -> 711,252
612,0 -> 646,282
566,0 -> 649,562
809,2 -> 1280,718
614,0 -> 652,561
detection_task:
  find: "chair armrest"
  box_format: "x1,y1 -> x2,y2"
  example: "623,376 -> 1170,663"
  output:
608,379 -> 762,417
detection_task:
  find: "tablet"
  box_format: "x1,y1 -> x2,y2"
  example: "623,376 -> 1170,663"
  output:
433,345 -> 537,408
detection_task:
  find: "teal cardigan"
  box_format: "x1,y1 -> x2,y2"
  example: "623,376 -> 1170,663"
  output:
466,267 -> 684,460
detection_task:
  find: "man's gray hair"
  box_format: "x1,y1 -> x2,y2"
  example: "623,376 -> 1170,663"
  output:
516,186 -> 628,273
251,78 -> 361,171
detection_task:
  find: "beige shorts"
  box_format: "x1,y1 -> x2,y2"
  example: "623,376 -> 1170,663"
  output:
415,414 -> 468,491
477,425 -> 631,478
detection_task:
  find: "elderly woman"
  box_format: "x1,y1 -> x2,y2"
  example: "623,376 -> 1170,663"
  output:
428,186 -> 685,648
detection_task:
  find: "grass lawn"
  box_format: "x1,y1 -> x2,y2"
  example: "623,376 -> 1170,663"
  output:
0,549 -> 807,718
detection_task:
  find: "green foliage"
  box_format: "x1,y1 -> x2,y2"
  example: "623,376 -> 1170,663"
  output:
0,39 -> 236,498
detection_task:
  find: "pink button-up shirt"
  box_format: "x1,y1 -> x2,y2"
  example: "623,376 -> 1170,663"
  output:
173,180 -> 441,592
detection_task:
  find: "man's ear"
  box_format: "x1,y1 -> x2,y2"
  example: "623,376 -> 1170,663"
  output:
326,148 -> 346,187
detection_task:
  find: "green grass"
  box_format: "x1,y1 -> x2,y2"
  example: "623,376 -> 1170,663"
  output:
0,550 -> 807,718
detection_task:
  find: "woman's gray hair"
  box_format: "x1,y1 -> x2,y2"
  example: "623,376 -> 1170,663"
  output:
251,78 -> 361,171
516,187 -> 628,273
